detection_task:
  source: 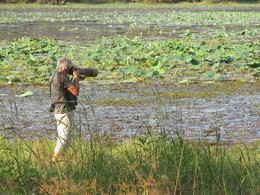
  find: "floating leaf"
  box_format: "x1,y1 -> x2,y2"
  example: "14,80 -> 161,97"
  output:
152,65 -> 165,75
191,59 -> 200,66
151,59 -> 162,67
190,64 -> 201,69
248,61 -> 260,69
179,54 -> 193,63
179,79 -> 190,84
206,53 -> 221,63
15,90 -> 33,97
196,49 -> 209,57
234,63 -> 245,69
122,65 -> 142,75
59,27 -> 65,31
212,63 -> 220,69
202,71 -> 222,80
27,54 -> 37,66
142,69 -> 156,77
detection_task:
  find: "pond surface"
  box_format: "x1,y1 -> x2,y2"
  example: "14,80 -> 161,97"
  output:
0,5 -> 259,44
0,82 -> 259,146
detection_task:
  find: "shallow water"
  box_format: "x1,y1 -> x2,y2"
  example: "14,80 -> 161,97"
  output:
0,6 -> 259,43
0,82 -> 259,146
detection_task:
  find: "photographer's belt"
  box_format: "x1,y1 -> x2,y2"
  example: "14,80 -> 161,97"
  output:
51,100 -> 77,104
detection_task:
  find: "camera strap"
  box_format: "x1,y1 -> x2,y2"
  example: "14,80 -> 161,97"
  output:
49,72 -> 55,98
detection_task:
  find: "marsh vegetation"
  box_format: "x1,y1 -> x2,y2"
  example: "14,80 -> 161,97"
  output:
0,3 -> 259,194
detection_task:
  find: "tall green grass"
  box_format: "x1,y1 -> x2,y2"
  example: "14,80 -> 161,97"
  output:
0,131 -> 259,194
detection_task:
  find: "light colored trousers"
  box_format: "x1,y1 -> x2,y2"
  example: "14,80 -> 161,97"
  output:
54,112 -> 74,154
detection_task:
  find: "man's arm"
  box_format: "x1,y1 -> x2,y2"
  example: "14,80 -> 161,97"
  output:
68,78 -> 79,96
67,69 -> 80,96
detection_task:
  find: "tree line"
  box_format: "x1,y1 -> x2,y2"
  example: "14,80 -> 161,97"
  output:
0,0 -> 259,4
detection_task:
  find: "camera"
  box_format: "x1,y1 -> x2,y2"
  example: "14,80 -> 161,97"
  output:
68,66 -> 98,78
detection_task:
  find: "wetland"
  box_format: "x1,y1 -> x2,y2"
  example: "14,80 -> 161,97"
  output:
0,4 -> 259,194
0,4 -> 259,145
1,81 -> 259,146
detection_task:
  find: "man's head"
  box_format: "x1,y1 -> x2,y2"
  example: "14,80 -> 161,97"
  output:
57,57 -> 72,72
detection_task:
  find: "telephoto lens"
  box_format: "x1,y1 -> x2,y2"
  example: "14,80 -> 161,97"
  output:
69,66 -> 98,77
78,67 -> 98,77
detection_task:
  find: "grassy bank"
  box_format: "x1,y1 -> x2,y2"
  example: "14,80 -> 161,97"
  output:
0,133 -> 259,194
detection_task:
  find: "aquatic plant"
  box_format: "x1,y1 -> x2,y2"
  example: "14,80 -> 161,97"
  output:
0,35 -> 259,84
0,4 -> 259,83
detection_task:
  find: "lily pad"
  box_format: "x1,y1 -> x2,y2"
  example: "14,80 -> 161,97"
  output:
15,90 -> 34,97
202,71 -> 222,80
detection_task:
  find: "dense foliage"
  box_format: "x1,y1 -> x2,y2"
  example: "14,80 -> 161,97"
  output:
1,35 -> 259,84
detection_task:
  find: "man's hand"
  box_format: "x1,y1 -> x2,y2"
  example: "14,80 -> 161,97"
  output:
78,76 -> 86,81
67,69 -> 80,96
73,69 -> 86,80
73,69 -> 80,78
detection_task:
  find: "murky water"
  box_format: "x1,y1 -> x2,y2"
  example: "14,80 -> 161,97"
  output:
0,6 -> 259,43
0,82 -> 259,145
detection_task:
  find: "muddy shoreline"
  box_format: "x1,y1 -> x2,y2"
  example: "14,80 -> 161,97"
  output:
0,81 -> 259,146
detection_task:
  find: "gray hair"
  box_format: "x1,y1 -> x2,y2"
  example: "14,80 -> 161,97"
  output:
57,57 -> 72,71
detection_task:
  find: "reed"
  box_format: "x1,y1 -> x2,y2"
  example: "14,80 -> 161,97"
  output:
0,86 -> 259,194
0,131 -> 259,194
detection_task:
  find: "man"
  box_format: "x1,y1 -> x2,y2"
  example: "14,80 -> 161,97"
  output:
49,57 -> 81,162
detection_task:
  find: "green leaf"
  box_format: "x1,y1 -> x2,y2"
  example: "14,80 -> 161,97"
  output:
59,27 -> 65,31
212,63 -> 220,69
191,59 -> 200,66
179,54 -> 193,63
202,71 -> 222,80
190,64 -> 201,69
128,45 -> 143,53
152,66 -> 165,75
179,79 -> 190,84
15,90 -> 33,97
197,49 -> 209,57
27,54 -> 37,66
234,63 -> 245,69
124,65 -> 141,74
151,59 -> 162,67
143,69 -> 156,77
206,53 -> 221,63
248,61 -> 260,69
